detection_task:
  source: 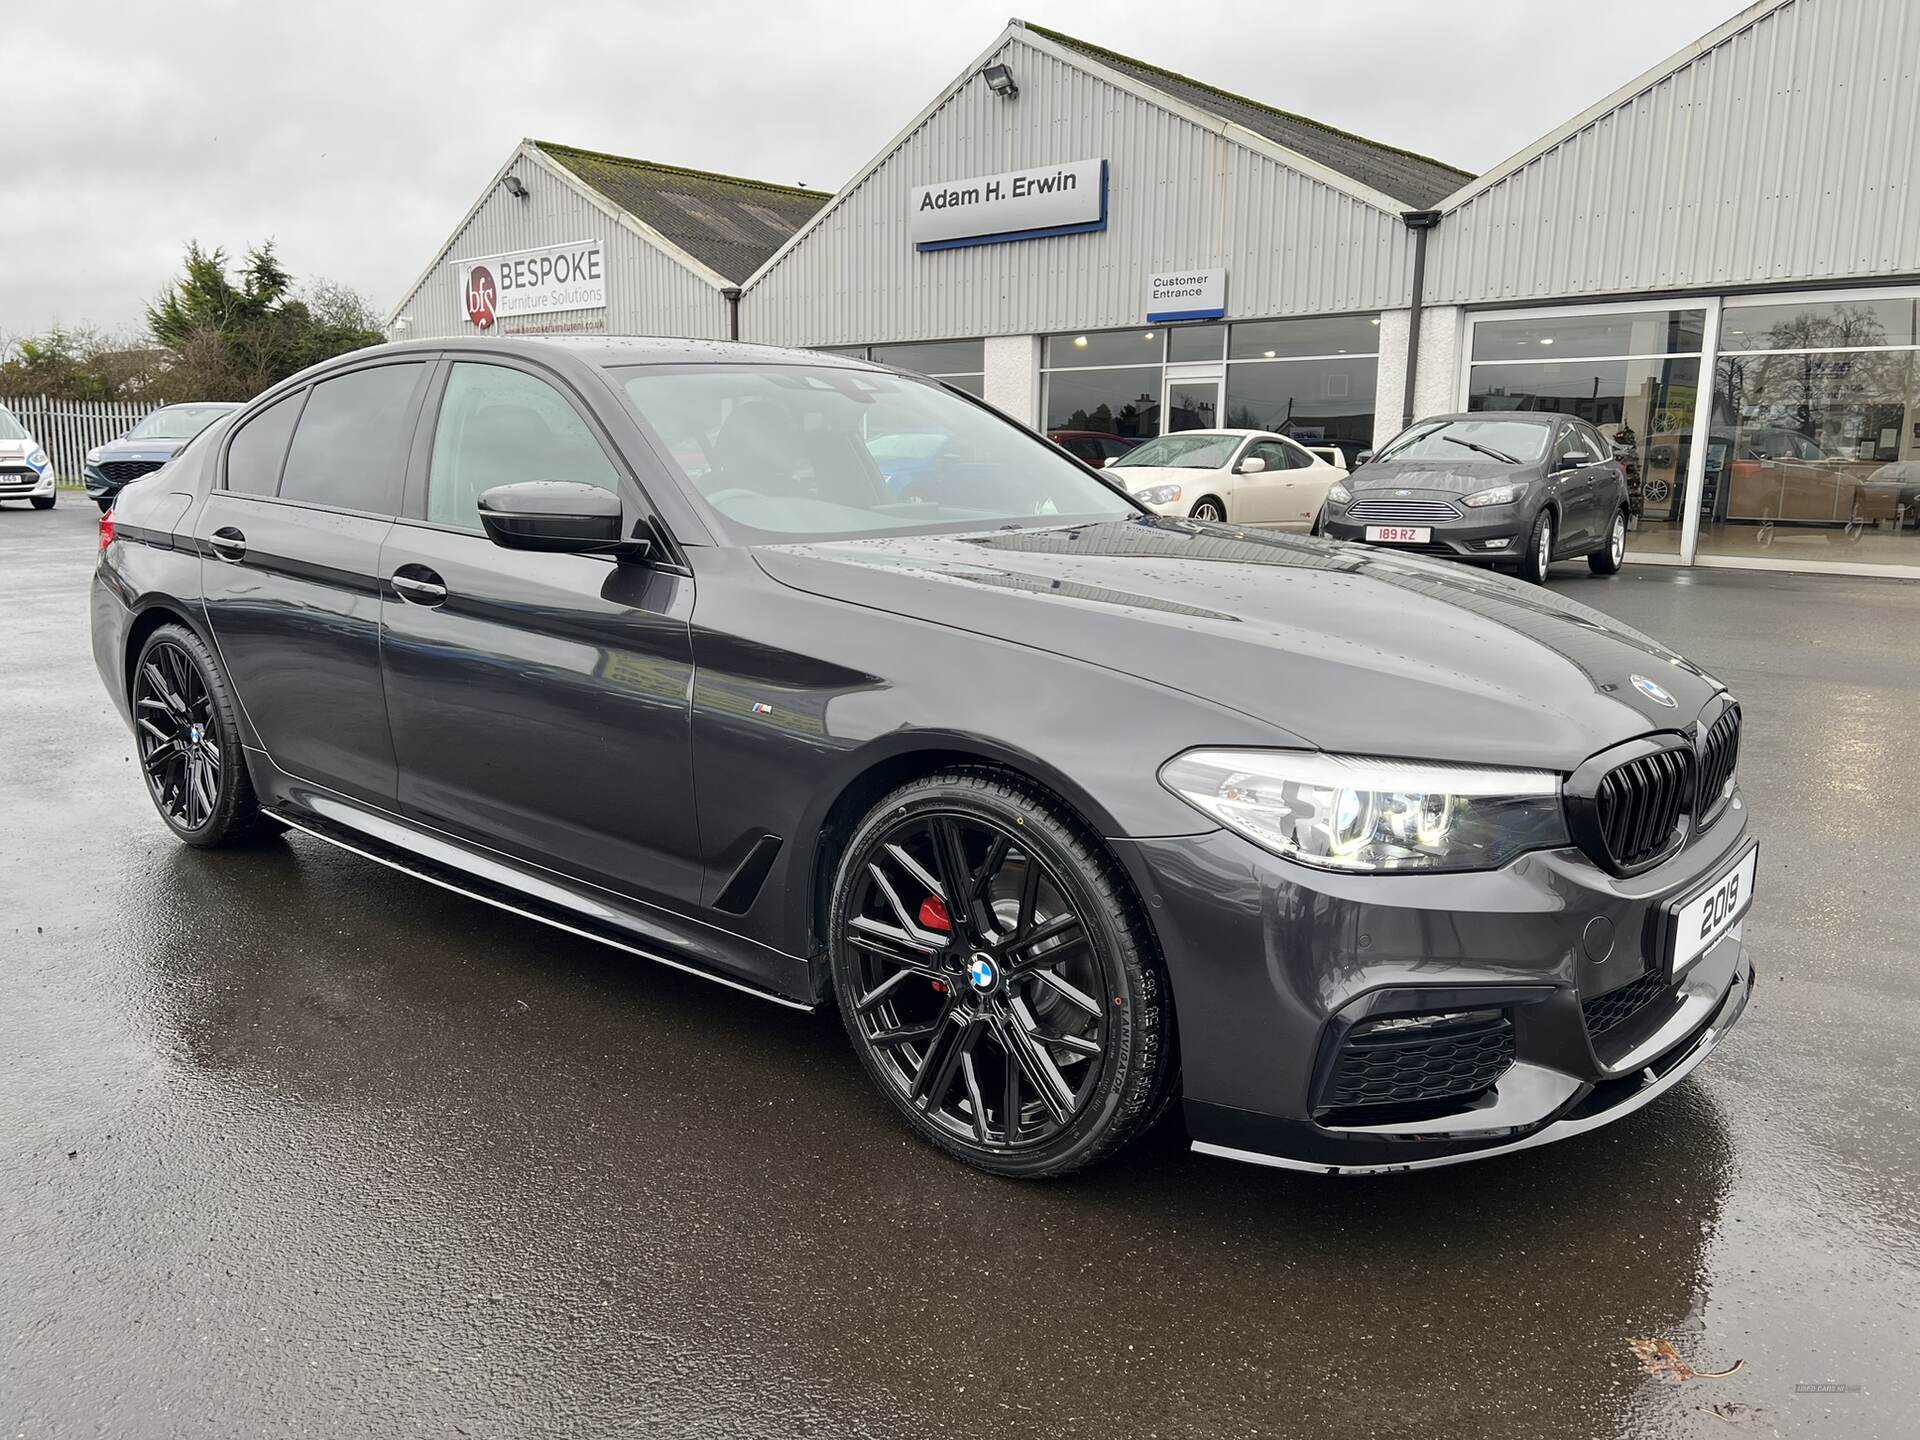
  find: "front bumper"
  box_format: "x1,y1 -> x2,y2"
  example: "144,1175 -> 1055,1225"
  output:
0,468 -> 56,500
1115,794 -> 1756,1173
1323,508 -> 1526,562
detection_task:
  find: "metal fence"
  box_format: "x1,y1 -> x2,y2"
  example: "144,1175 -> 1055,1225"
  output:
0,396 -> 158,483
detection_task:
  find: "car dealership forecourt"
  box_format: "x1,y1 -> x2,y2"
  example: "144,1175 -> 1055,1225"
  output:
390,0 -> 1920,581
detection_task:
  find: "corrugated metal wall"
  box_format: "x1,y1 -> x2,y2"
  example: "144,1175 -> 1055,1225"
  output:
740,37 -> 1412,348
390,146 -> 731,340
1427,0 -> 1920,305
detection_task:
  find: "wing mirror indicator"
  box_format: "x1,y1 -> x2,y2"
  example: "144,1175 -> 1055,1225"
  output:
477,481 -> 650,558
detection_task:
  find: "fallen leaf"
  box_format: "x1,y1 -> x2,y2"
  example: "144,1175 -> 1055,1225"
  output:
1629,1336 -> 1747,1383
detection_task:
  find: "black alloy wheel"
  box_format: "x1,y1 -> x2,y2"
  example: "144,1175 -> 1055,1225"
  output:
1190,497 -> 1225,523
131,625 -> 264,846
830,770 -> 1174,1177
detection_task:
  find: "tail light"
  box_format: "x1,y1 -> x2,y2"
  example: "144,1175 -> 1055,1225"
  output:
97,508 -> 115,551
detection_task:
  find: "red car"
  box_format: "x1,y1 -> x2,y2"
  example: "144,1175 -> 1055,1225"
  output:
1048,429 -> 1143,467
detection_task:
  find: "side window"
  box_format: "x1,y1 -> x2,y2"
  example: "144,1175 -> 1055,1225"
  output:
427,363 -> 621,532
224,392 -> 303,495
1246,440 -> 1298,471
1553,425 -> 1588,469
278,363 -> 428,514
1278,439 -> 1316,470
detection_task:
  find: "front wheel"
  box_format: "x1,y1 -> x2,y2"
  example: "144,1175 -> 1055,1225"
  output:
1588,509 -> 1627,574
1521,509 -> 1555,584
828,769 -> 1176,1178
131,624 -> 264,847
1189,497 -> 1225,523
30,495 -> 55,510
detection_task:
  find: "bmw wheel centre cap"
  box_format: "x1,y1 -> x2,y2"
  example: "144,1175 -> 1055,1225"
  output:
967,954 -> 998,993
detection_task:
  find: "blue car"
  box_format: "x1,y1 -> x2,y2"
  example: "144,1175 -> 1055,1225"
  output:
85,403 -> 239,510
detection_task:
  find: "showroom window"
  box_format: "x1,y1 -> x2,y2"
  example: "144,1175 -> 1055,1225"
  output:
816,340 -> 985,397
1041,327 -> 1165,440
1223,314 -> 1381,467
1466,308 -> 1706,557
1702,296 -> 1920,567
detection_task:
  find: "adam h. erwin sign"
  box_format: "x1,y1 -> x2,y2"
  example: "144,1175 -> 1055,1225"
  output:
454,240 -> 605,329
910,159 -> 1107,251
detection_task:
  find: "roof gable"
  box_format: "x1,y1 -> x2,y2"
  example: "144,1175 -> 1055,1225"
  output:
533,142 -> 830,283
1020,21 -> 1472,209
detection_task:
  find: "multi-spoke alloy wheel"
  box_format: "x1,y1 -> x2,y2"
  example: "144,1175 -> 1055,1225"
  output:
131,625 -> 263,847
830,770 -> 1174,1177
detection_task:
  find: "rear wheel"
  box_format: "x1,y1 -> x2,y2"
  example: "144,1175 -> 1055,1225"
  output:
1521,509 -> 1554,584
131,624 -> 263,847
1189,497 -> 1225,523
828,769 -> 1175,1178
1588,508 -> 1627,574
30,495 -> 54,510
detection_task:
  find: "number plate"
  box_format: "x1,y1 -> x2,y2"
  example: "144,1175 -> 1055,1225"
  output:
1365,525 -> 1431,543
1666,841 -> 1758,978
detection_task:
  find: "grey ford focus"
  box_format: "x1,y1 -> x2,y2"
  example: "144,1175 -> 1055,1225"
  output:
1323,412 -> 1633,583
91,337 -> 1754,1178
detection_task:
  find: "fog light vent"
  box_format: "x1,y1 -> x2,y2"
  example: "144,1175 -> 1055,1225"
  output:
1316,1009 -> 1514,1124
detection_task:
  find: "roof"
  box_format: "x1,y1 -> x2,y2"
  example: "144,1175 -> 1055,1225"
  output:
532,142 -> 831,283
1020,22 -> 1473,209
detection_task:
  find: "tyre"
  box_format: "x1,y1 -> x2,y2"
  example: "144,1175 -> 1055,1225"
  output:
1189,497 -> 1225,523
131,623 -> 264,847
1589,508 -> 1627,575
96,497 -> 114,513
30,495 -> 55,510
1309,505 -> 1326,536
1521,509 -> 1554,584
828,768 -> 1176,1178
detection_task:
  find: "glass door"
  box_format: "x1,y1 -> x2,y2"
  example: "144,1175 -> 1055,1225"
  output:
1164,365 -> 1223,433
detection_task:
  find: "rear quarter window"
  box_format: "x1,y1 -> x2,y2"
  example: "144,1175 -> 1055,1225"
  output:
224,393 -> 305,496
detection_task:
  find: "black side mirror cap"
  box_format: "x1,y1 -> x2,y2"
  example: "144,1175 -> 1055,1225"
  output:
477,481 -> 648,558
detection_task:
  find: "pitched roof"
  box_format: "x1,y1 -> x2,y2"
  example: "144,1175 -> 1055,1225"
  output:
1020,22 -> 1473,210
533,142 -> 830,283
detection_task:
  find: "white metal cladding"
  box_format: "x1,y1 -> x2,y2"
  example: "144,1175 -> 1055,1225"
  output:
1426,0 -> 1920,305
740,37 -> 1412,348
390,147 -> 731,341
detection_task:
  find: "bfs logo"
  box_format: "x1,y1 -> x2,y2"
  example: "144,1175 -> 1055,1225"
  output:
465,265 -> 497,330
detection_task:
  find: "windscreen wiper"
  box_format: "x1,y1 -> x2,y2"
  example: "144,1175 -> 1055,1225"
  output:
1443,435 -> 1520,464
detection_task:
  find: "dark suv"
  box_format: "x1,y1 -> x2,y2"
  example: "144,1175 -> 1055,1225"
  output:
1323,412 -> 1632,583
91,339 -> 1755,1178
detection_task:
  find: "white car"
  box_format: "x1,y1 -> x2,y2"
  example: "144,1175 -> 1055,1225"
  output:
0,404 -> 58,510
1105,428 -> 1346,529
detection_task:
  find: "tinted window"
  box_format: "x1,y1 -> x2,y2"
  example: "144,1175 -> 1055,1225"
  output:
278,363 -> 427,514
428,364 -> 620,532
224,393 -> 304,495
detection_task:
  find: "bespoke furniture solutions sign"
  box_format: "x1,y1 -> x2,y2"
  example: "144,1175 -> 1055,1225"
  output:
454,240 -> 606,329
910,159 -> 1107,251
1145,269 -> 1227,323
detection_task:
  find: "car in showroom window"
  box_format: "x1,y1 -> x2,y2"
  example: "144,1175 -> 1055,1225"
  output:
90,337 -> 1756,1179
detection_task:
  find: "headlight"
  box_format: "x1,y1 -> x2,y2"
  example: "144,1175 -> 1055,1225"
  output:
1158,749 -> 1569,873
29,448 -> 51,469
1326,481 -> 1352,505
1463,484 -> 1522,507
1133,483 -> 1182,506
86,447 -> 104,465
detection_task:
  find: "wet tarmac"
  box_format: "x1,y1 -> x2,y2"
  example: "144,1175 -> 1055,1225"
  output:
4,500 -> 1916,1438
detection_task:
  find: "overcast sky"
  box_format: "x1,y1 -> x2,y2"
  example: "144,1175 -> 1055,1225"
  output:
7,0 -> 1741,341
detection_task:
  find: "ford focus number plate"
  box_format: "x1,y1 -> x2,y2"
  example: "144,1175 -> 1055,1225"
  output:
1365,525 -> 1430,543
1668,841 -> 1758,978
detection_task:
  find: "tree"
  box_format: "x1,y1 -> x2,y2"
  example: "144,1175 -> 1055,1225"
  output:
142,241 -> 384,401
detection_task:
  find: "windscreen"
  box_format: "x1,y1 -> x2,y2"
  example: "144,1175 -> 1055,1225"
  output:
127,404 -> 234,441
617,364 -> 1136,540
0,407 -> 26,442
1378,418 -> 1551,465
1111,434 -> 1240,470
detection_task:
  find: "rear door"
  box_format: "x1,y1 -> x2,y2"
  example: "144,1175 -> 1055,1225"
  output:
377,357 -> 703,909
196,359 -> 430,807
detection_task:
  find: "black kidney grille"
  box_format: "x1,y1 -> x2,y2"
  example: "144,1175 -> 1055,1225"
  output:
1596,746 -> 1695,869
1696,706 -> 1742,823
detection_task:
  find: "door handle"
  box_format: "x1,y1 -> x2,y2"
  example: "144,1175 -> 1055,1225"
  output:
390,567 -> 448,606
208,527 -> 246,562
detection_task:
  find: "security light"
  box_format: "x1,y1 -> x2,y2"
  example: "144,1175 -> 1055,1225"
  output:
981,62 -> 1018,97
502,174 -> 530,200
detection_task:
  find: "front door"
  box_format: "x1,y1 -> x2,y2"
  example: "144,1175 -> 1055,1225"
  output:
1548,421 -> 1599,549
196,360 -> 430,808
377,358 -> 703,910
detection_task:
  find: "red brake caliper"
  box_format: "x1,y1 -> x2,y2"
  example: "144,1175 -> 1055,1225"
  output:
918,897 -> 951,991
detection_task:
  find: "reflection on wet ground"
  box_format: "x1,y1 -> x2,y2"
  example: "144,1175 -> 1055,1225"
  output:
4,506 -> 1916,1437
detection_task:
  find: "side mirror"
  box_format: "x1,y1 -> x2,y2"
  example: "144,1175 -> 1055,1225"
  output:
1236,456 -> 1267,475
1355,450 -> 1374,467
477,481 -> 647,557
1102,455 -> 1119,468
